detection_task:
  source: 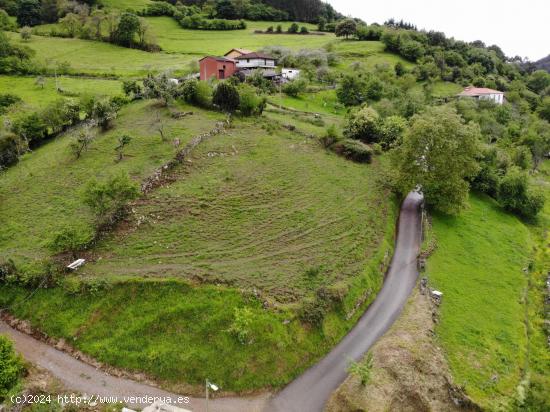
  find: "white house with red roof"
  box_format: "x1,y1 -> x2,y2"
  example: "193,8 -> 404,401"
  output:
458,86 -> 504,105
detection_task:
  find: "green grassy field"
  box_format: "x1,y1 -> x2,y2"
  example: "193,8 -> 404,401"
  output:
83,119 -> 392,303
427,195 -> 533,409
145,17 -> 327,55
5,32 -> 193,77
0,101 -> 224,272
102,0 -> 152,11
269,89 -> 345,116
0,75 -> 122,118
331,40 -> 413,71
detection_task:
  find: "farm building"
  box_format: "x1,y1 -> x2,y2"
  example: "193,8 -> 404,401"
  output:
224,48 -> 254,59
458,86 -> 504,105
199,56 -> 237,81
235,52 -> 276,70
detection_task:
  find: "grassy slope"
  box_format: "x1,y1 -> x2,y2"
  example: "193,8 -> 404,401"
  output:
84,120 -> 392,303
0,75 -> 122,118
427,195 -> 532,409
0,114 -> 397,392
332,40 -> 413,71
269,89 -> 345,116
0,101 -> 224,270
146,17 -> 325,55
5,32 -> 192,77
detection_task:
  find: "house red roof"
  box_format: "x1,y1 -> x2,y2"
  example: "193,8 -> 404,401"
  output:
235,52 -> 275,60
458,86 -> 503,97
199,56 -> 236,63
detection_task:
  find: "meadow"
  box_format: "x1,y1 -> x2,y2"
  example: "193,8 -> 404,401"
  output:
427,194 -> 532,410
0,75 -> 122,117
0,101 -> 224,271
84,120 -> 393,303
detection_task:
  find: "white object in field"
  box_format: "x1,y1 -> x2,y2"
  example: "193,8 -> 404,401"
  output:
142,402 -> 192,412
67,258 -> 85,270
282,68 -> 301,80
122,408 -> 136,412
431,290 -> 443,298
168,78 -> 180,85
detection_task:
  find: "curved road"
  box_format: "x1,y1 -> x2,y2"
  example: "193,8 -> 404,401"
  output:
0,192 -> 423,412
267,191 -> 423,412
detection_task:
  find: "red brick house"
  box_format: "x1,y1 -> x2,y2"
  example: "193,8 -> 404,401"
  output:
199,56 -> 237,81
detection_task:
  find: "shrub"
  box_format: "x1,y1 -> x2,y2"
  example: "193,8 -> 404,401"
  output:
298,297 -> 327,326
344,106 -> 381,143
213,82 -> 240,113
320,124 -> 339,148
92,99 -> 118,131
48,226 -> 94,257
356,25 -> 383,41
300,26 -> 309,34
348,353 -> 374,386
122,80 -> 143,99
333,139 -> 373,163
378,115 -> 407,149
83,172 -> 140,221
282,79 -> 307,97
0,93 -> 21,114
228,307 -> 255,345
12,112 -> 47,146
287,23 -> 299,33
20,26 -> 32,41
0,134 -> 20,168
337,74 -> 367,106
497,167 -> 545,219
238,84 -> 265,116
276,24 -> 282,33
0,336 -> 24,402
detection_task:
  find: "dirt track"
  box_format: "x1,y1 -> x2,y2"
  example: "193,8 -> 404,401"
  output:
0,192 -> 422,412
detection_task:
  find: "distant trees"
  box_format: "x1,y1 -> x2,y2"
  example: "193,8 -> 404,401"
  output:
392,106 -> 481,215
335,19 -> 357,39
16,0 -> 41,27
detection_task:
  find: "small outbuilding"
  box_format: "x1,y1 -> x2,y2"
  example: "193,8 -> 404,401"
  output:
282,68 -> 301,80
199,56 -> 237,81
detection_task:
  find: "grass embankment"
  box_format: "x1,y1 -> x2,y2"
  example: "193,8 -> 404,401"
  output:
0,75 -> 122,118
427,194 -> 533,409
0,114 -> 398,392
331,40 -> 413,72
0,100 -> 224,272
269,89 -> 345,116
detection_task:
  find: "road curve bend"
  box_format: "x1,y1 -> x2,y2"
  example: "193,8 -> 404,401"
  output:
0,192 -> 423,412
267,191 -> 423,412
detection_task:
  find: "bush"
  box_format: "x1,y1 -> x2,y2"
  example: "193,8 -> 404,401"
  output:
348,353 -> 374,386
213,82 -> 240,113
298,297 -> 327,326
238,84 -> 265,116
287,22 -> 299,33
333,139 -> 373,163
83,172 -> 140,221
344,106 -> 381,143
300,26 -> 309,34
12,112 -> 47,146
320,124 -> 339,148
378,115 -> 407,149
0,336 -> 24,402
228,307 -> 255,345
337,74 -> 367,106
282,79 -> 307,97
0,134 -> 20,168
497,168 -> 545,219
356,25 -> 383,41
48,226 -> 94,257
0,93 -> 21,114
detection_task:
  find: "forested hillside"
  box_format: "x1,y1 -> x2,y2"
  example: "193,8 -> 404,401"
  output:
534,54 -> 550,72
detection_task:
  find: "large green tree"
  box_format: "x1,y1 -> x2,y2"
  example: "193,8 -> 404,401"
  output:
335,18 -> 356,39
16,0 -> 41,26
392,106 -> 481,214
114,12 -> 140,47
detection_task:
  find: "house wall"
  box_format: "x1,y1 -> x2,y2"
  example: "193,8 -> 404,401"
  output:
478,93 -> 504,104
200,58 -> 236,81
236,58 -> 276,69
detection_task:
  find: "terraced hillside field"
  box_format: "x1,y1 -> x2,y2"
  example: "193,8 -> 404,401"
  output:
85,120 -> 393,303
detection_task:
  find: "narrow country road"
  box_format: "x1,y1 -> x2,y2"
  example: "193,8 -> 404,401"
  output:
0,192 -> 423,412
267,191 -> 423,412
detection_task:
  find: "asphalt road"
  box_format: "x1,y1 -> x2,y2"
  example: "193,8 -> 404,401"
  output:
0,191 -> 423,412
266,191 -> 423,412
